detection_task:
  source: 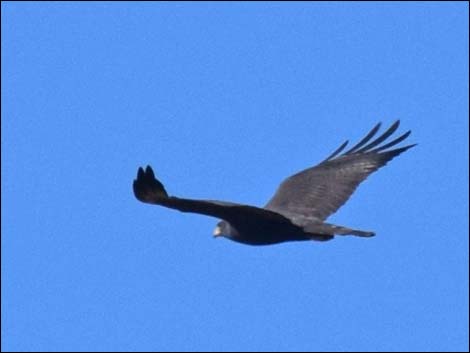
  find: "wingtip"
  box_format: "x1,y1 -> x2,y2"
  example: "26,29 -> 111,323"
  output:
390,120 -> 400,130
137,167 -> 145,178
132,179 -> 138,196
133,164 -> 169,202
145,165 -> 154,175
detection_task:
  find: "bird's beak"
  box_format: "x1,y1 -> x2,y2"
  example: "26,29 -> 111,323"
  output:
213,225 -> 222,238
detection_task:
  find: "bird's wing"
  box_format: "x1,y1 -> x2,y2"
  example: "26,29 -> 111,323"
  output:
133,166 -> 291,225
264,121 -> 416,221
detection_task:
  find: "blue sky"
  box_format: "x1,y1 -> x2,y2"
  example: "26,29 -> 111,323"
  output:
2,2 -> 468,352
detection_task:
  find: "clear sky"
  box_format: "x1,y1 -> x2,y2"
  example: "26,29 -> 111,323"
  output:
2,2 -> 468,352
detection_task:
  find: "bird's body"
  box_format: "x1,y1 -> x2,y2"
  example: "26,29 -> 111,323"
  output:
133,121 -> 415,245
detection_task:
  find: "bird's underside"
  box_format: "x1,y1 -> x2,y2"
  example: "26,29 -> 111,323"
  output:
133,120 -> 415,245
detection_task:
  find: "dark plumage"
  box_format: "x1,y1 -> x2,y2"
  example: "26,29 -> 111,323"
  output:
133,121 -> 415,245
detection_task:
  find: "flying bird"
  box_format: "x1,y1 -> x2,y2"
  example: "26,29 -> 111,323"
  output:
133,121 -> 415,245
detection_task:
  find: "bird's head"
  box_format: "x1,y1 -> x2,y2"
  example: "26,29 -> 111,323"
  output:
213,220 -> 233,238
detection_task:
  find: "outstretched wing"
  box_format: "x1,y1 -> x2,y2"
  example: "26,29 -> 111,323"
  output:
265,121 -> 416,221
133,166 -> 291,225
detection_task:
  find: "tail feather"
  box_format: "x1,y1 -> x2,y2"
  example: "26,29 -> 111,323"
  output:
304,222 -> 375,238
333,226 -> 375,237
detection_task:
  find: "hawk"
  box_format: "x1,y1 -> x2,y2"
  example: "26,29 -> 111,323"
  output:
133,121 -> 415,245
